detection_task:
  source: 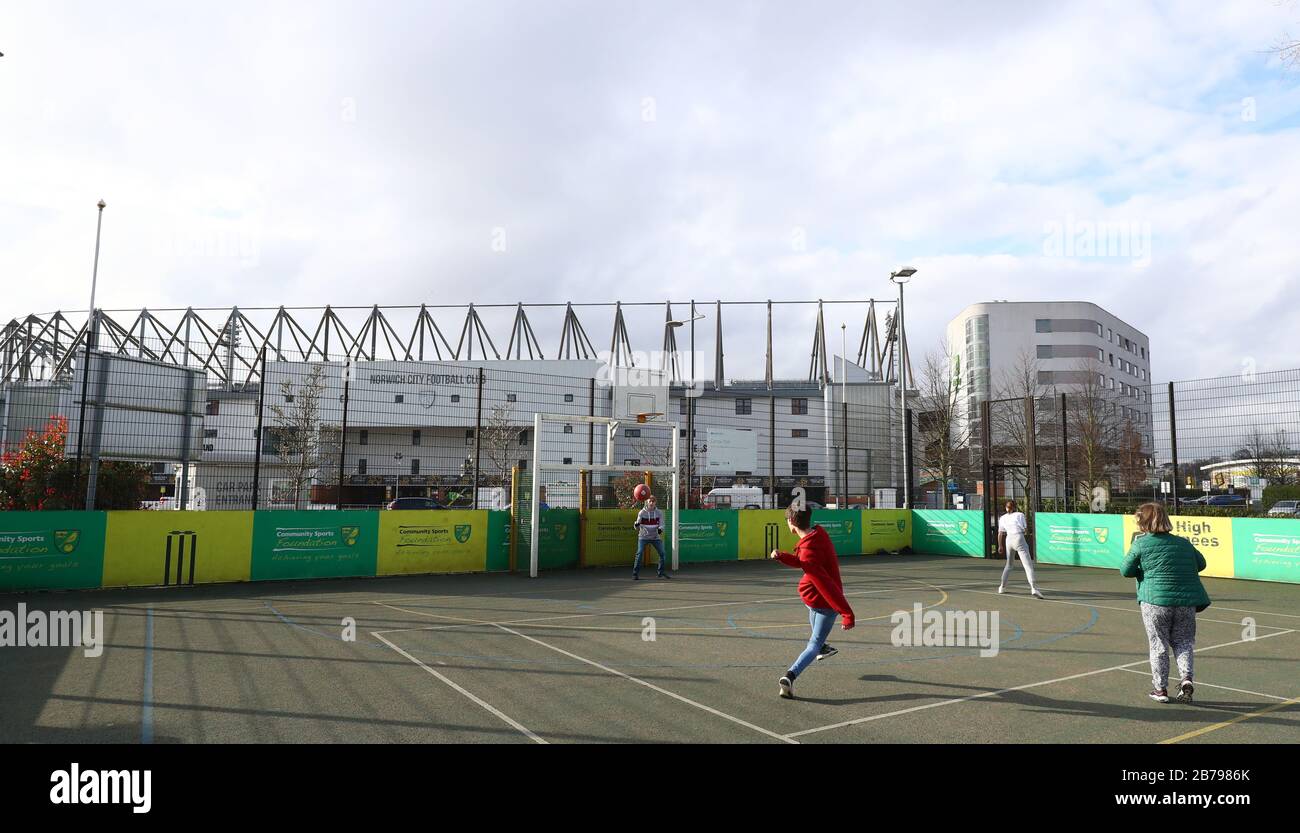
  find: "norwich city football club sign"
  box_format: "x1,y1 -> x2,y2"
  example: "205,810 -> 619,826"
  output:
377,510 -> 488,575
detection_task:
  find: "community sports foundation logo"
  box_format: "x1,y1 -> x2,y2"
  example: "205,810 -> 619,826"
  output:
0,604 -> 104,658
890,603 -> 1001,658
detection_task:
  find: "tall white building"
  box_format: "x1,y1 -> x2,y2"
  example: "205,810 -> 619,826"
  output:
946,301 -> 1155,495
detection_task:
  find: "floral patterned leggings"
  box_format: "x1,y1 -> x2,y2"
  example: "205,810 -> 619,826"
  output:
1139,602 -> 1196,690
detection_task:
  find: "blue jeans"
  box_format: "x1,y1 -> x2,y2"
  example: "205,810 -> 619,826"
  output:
788,607 -> 837,679
634,538 -> 666,576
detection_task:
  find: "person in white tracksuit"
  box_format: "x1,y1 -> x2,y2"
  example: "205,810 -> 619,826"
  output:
998,500 -> 1043,598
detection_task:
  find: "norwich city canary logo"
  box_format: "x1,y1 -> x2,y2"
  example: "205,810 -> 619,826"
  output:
1094,527 -> 1109,544
341,527 -> 360,546
717,523 -> 728,537
54,530 -> 80,554
554,523 -> 568,542
454,524 -> 472,544
959,521 -> 969,535
896,519 -> 906,533
846,521 -> 855,535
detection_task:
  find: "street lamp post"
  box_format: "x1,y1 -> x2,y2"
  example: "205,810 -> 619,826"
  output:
890,267 -> 917,509
78,200 -> 107,510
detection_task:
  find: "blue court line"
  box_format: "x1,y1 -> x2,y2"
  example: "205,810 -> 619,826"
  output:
141,607 -> 154,745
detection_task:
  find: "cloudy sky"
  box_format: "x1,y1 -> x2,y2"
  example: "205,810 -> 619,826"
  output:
2,0 -> 1298,382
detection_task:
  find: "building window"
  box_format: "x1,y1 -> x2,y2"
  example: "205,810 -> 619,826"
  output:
518,459 -> 528,471
624,429 -> 641,437
1109,353 -> 1114,366
792,398 -> 808,415
465,429 -> 474,441
506,394 -> 517,403
410,458 -> 420,475
1108,328 -> 1113,342
1141,347 -> 1146,359
624,459 -> 641,467
735,398 -> 752,415
1037,371 -> 1054,385
564,393 -> 574,403
1035,319 -> 1052,333
412,430 -> 421,446
358,459 -> 367,475
206,401 -> 219,416
284,395 -> 295,403
359,430 -> 368,446
204,428 -> 218,438
792,429 -> 809,438
1096,322 -> 1103,337
679,399 -> 688,414
563,424 -> 574,434
1097,348 -> 1104,362
792,459 -> 809,476
563,457 -> 573,465
394,394 -> 403,404
519,431 -> 529,446
451,394 -> 460,403
1036,345 -> 1053,359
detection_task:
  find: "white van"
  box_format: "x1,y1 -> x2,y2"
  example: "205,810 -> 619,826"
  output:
702,486 -> 774,509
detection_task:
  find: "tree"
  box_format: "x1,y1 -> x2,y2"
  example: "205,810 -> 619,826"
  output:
481,404 -> 525,488
1238,425 -> 1295,486
1068,359 -> 1124,510
268,364 -> 340,509
989,350 -> 1057,501
0,416 -> 150,510
914,341 -> 972,508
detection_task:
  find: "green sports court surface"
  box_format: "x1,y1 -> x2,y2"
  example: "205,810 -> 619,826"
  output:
3,554 -> 1297,744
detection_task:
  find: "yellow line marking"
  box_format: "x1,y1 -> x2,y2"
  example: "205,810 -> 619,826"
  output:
1159,696 -> 1300,745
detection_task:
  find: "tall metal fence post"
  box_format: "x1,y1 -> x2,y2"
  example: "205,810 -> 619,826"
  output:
904,409 -> 915,509
1024,396 -> 1037,541
1168,381 -> 1179,512
842,401 -> 849,506
75,310 -> 96,508
769,395 -> 776,508
473,366 -> 484,509
1060,392 -> 1068,512
980,400 -> 993,556
251,347 -> 267,510
337,360 -> 350,510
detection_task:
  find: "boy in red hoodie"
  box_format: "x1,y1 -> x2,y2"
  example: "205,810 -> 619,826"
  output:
769,505 -> 855,699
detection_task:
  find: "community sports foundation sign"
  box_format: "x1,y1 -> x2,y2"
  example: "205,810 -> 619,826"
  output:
0,511 -> 107,591
675,511 -> 736,562
377,510 -> 487,575
250,511 -> 379,581
1037,514 -> 1125,568
912,510 -> 984,557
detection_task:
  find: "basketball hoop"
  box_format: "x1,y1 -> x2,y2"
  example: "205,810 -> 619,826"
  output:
635,412 -> 664,424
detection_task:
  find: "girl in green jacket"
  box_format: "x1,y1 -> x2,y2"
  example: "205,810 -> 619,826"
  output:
1120,502 -> 1212,704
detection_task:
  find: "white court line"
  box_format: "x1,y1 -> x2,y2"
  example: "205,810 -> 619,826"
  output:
492,623 -> 797,744
947,585 -> 1291,630
784,628 -> 1297,739
1198,605 -> 1300,621
371,631 -> 546,744
371,579 -> 986,636
1112,667 -> 1295,702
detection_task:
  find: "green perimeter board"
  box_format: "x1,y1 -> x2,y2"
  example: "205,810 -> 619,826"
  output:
1232,518 -> 1300,583
583,509 -> 670,568
811,510 -> 862,555
1035,513 -> 1124,568
676,510 -> 737,563
912,509 -> 984,557
0,511 -> 107,592
486,510 -> 511,572
251,511 -> 379,581
537,508 -> 580,570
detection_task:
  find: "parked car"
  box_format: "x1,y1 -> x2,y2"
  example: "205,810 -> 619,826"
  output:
1267,500 -> 1299,517
385,497 -> 444,510
1205,494 -> 1247,507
